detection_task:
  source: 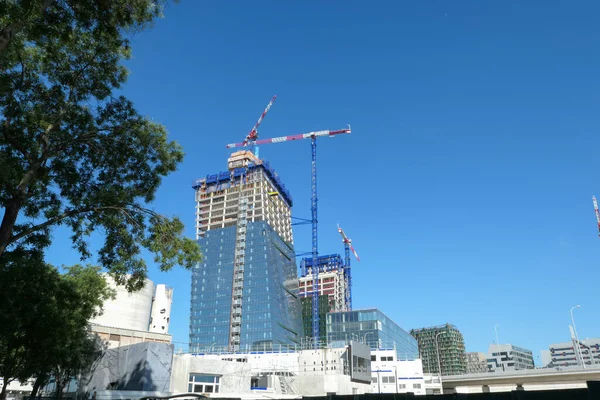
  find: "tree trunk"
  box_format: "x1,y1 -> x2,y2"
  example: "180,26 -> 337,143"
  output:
31,373 -> 48,398
0,198 -> 23,257
0,379 -> 9,400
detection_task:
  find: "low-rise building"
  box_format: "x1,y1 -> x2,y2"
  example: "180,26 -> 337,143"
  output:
487,344 -> 534,372
370,349 -> 425,395
545,338 -> 600,368
327,309 -> 419,361
466,352 -> 488,374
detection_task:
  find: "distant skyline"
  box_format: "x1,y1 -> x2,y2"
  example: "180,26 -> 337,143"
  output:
43,0 -> 600,363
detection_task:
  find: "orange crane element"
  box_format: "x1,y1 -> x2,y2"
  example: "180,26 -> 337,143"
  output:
337,224 -> 360,310
593,196 -> 600,237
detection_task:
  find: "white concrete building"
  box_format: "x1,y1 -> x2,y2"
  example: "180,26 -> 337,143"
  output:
487,344 -> 534,372
149,284 -> 174,334
370,349 -> 425,395
90,274 -> 173,348
544,338 -> 600,368
91,274 -> 155,331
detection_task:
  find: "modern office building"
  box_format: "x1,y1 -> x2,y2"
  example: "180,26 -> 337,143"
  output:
544,338 -> 600,368
326,309 -> 419,361
466,352 -> 488,374
486,343 -> 534,372
410,324 -> 467,376
190,151 -> 302,352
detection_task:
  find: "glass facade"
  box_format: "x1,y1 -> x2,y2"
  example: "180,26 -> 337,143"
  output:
326,309 -> 419,360
190,221 -> 302,351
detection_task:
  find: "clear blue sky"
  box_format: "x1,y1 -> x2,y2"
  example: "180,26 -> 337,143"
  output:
45,0 -> 600,363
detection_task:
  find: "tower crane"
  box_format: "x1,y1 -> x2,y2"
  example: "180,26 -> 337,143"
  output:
227,114 -> 351,346
337,224 -> 360,310
593,196 -> 600,237
243,95 -> 277,158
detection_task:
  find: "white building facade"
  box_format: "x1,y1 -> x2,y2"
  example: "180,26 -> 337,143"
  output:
370,349 -> 425,395
487,344 -> 534,372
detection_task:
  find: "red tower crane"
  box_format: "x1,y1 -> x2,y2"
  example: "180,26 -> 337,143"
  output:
242,95 -> 277,158
593,196 -> 600,237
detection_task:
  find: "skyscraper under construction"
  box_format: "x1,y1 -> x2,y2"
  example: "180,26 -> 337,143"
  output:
190,151 -> 302,352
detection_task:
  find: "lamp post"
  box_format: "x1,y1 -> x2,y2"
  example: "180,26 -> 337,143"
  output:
495,324 -> 503,372
363,332 -> 374,347
570,305 -> 586,369
435,332 -> 443,383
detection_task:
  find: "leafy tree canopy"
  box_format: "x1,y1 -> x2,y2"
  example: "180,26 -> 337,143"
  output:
0,0 -> 200,289
0,250 -> 114,400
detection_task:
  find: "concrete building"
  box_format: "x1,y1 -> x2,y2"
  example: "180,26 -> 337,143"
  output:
83,340 -> 377,398
466,352 -> 488,374
90,274 -> 172,349
370,349 -> 425,395
326,309 -> 419,361
410,324 -> 467,376
149,284 -> 173,334
190,152 -> 302,352
91,274 -> 156,331
544,338 -> 600,368
298,254 -> 349,340
487,344 -> 534,372
299,254 -> 350,312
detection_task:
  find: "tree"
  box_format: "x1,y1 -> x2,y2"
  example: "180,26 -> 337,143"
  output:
0,0 -> 200,289
0,253 -> 114,400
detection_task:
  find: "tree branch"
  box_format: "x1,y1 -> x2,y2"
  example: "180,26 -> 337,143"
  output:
8,204 -> 159,245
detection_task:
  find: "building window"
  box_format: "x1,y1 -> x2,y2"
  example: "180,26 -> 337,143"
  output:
371,377 -> 377,383
188,374 -> 220,393
413,383 -> 422,389
371,355 -> 376,361
399,384 -> 406,389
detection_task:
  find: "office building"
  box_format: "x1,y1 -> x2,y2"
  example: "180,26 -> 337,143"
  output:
487,344 -> 534,372
466,352 -> 488,374
410,324 -> 467,376
190,151 -> 302,352
544,338 -> 600,368
326,309 -> 419,361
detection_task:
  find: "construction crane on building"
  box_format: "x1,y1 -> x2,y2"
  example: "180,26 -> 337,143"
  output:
593,196 -> 600,237
242,95 -> 277,158
226,109 -> 351,347
337,224 -> 360,310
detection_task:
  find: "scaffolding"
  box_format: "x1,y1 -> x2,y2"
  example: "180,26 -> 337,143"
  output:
299,254 -> 350,315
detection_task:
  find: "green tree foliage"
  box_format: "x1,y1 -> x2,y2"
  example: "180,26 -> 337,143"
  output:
0,251 -> 114,400
0,0 -> 200,289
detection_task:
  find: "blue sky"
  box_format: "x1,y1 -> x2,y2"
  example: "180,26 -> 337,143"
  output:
44,0 -> 600,362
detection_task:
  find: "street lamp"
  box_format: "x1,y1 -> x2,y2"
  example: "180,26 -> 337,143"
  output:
435,332 -> 443,383
363,332 -> 374,347
495,324 -> 503,372
570,305 -> 586,369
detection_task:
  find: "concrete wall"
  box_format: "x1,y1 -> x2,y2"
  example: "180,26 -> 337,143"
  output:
91,274 -> 154,331
81,342 -> 173,393
170,354 -> 252,395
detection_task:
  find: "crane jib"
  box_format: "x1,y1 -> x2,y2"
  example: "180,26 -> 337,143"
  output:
225,128 -> 351,149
